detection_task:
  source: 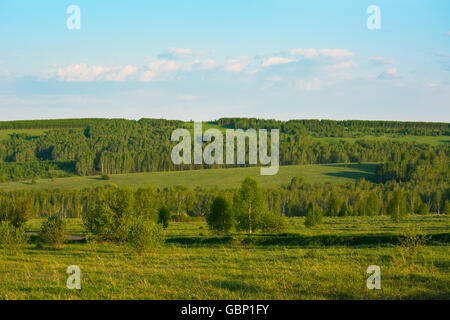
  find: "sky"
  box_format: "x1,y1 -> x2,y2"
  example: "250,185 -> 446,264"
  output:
0,0 -> 449,122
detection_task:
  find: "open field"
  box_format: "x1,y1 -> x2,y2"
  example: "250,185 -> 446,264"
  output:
0,163 -> 377,191
0,129 -> 51,141
1,216 -> 448,300
313,135 -> 450,146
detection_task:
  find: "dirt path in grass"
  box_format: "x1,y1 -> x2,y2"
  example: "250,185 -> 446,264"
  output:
26,232 -> 85,241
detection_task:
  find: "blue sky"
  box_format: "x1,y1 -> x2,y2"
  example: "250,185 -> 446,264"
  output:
0,0 -> 449,121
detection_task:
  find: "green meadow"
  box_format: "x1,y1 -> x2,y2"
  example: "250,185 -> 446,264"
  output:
313,135 -> 450,146
0,163 -> 377,191
0,129 -> 51,141
1,215 -> 448,300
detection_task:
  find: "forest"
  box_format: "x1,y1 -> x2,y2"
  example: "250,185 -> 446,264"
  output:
0,118 -> 448,221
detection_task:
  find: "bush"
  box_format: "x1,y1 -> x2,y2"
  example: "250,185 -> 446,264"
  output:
39,216 -> 66,248
398,224 -> 430,259
128,218 -> 165,255
0,198 -> 34,228
260,211 -> 288,234
206,196 -> 234,234
157,206 -> 171,229
102,174 -> 111,180
83,188 -> 135,242
0,221 -> 28,254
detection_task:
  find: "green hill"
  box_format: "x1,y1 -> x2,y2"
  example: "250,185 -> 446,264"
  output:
0,163 -> 377,191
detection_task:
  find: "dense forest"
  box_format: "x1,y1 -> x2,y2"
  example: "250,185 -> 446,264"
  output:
0,118 -> 448,181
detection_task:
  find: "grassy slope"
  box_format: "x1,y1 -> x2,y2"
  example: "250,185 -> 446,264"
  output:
0,129 -> 51,141
0,163 -> 377,191
313,135 -> 450,146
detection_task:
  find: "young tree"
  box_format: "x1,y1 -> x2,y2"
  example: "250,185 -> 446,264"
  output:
206,196 -> 233,234
338,201 -> 350,217
157,206 -> 171,229
305,202 -> 323,228
387,189 -> 408,222
39,216 -> 66,249
233,177 -> 266,234
325,196 -> 341,217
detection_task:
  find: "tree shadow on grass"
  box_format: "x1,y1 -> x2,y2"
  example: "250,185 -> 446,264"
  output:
210,279 -> 263,294
324,163 -> 378,173
323,171 -> 376,182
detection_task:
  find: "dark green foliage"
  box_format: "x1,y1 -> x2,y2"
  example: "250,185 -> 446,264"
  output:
325,196 -> 342,217
39,216 -> 66,248
305,202 -> 323,228
158,207 -> 171,229
206,197 -> 233,234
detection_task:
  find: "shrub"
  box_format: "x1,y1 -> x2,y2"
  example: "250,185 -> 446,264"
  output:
102,174 -> 111,180
83,188 -> 135,242
398,224 -> 430,259
260,210 -> 288,234
0,221 -> 28,254
206,196 -> 234,234
39,216 -> 66,248
128,218 -> 165,255
157,206 -> 171,229
0,198 -> 34,228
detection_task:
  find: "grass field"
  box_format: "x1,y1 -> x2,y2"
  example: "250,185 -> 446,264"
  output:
0,163 -> 377,191
313,135 -> 450,146
0,129 -> 51,141
0,216 -> 448,300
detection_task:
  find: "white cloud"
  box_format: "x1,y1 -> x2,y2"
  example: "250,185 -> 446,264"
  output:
140,60 -> 180,82
289,48 -> 318,59
446,31 -> 450,37
378,68 -> 399,80
56,64 -> 139,82
369,56 -> 395,66
288,48 -> 354,60
294,78 -> 322,91
319,49 -> 354,60
159,47 -> 200,59
262,57 -> 294,67
222,58 -> 249,72
198,59 -> 217,70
